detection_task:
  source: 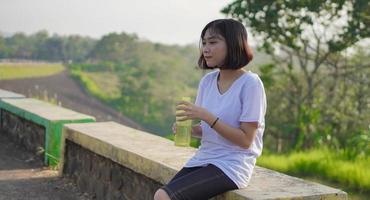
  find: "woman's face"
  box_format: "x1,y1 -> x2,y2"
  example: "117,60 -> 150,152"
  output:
202,29 -> 227,68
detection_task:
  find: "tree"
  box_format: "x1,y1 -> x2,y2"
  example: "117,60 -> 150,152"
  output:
88,32 -> 139,64
63,35 -> 96,63
29,30 -> 48,60
37,35 -> 64,61
5,32 -> 34,59
222,0 -> 370,151
0,34 -> 7,58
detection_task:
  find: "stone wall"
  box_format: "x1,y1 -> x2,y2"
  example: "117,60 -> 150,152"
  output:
62,122 -> 348,200
63,140 -> 162,200
0,109 -> 45,161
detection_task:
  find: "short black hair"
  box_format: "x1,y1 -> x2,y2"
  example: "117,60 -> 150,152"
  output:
198,19 -> 253,70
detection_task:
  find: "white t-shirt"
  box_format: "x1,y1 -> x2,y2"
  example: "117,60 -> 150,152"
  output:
184,69 -> 267,189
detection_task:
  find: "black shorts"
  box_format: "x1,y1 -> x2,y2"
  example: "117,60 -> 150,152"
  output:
160,164 -> 238,200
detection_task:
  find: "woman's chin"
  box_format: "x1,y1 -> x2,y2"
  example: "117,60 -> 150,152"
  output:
206,63 -> 217,68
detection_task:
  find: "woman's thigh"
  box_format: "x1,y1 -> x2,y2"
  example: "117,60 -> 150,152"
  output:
168,166 -> 203,183
161,164 -> 238,200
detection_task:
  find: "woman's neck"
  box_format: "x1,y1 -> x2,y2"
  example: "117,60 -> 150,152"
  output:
218,68 -> 246,82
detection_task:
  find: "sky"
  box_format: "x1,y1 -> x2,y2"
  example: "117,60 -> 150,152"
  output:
0,0 -> 234,45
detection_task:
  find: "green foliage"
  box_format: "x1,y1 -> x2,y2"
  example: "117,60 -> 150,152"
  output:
68,61 -> 121,72
68,33 -> 202,135
260,57 -> 369,153
223,0 -> 370,153
258,63 -> 275,89
342,129 -> 370,160
222,0 -> 369,52
88,32 -> 139,64
257,148 -> 370,193
0,30 -> 96,62
69,69 -> 113,101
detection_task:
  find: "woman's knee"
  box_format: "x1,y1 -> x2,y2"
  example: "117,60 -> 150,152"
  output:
154,189 -> 171,200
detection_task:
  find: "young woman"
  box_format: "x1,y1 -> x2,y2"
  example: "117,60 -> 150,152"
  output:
154,19 -> 267,200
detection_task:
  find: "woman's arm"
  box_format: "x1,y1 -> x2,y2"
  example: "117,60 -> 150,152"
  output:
176,101 -> 258,149
203,114 -> 258,149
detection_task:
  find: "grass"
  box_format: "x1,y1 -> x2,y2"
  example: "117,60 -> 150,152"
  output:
0,62 -> 65,80
70,70 -> 121,100
257,148 -> 370,195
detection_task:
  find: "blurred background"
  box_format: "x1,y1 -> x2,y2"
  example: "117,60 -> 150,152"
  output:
0,0 -> 369,199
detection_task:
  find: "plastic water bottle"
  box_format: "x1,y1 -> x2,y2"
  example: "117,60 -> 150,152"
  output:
175,97 -> 192,147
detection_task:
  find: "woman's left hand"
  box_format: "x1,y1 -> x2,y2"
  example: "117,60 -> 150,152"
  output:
176,101 -> 209,121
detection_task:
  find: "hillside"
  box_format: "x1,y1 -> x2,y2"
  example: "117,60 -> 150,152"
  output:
0,69 -> 144,131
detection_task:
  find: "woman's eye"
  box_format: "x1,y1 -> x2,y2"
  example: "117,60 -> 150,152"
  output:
202,40 -> 217,45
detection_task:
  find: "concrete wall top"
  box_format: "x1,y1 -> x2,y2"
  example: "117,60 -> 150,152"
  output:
62,122 -> 196,185
0,98 -> 94,121
63,122 -> 347,200
0,89 -> 25,99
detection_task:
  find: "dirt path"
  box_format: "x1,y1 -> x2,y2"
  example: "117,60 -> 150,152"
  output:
0,133 -> 93,200
0,70 -> 143,131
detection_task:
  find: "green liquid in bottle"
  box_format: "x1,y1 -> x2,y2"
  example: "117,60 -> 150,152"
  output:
174,96 -> 192,147
175,124 -> 191,147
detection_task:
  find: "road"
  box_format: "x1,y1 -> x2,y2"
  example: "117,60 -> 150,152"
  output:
0,133 -> 92,200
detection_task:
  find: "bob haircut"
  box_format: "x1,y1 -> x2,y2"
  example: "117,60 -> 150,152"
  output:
198,19 -> 253,70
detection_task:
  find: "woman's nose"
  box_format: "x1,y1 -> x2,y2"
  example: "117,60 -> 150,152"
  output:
203,46 -> 210,54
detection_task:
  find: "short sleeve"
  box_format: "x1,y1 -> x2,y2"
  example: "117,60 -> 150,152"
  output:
194,76 -> 205,106
239,77 -> 266,125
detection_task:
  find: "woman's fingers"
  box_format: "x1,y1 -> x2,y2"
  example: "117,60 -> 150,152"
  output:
175,102 -> 198,121
176,116 -> 190,121
176,104 -> 191,111
176,113 -> 195,120
176,112 -> 189,120
176,100 -> 192,106
176,111 -> 188,117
